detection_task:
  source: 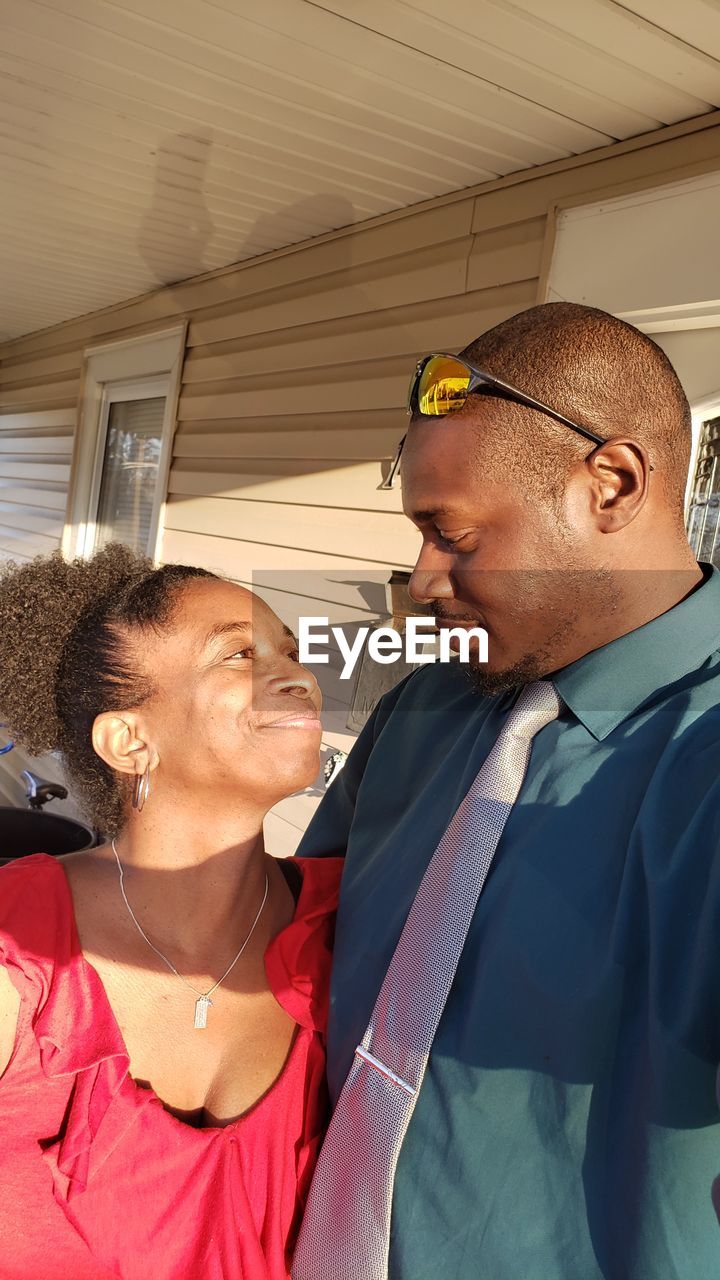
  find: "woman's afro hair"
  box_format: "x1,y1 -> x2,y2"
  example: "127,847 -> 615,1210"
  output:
0,542 -> 217,833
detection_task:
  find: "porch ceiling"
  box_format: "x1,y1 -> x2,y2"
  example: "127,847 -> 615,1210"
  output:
1,0 -> 720,341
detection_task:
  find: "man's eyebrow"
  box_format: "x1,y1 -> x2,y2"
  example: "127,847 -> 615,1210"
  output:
282,624 -> 298,644
408,508 -> 465,525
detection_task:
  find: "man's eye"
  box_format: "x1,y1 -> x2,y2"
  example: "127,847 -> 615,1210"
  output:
288,648 -> 300,663
436,529 -> 472,548
227,647 -> 254,660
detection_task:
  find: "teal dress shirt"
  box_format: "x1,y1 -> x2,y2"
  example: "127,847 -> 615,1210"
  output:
297,566 -> 720,1279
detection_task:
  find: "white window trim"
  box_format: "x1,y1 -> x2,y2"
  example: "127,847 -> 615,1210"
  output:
63,324 -> 187,563
77,374 -> 170,560
543,179 -> 720,528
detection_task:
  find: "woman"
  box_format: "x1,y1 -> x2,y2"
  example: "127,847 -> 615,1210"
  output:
0,543 -> 342,1280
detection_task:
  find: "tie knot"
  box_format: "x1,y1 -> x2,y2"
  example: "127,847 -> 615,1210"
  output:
506,680 -> 561,742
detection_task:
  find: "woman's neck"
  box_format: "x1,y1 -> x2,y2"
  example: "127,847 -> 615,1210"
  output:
106,800 -> 285,957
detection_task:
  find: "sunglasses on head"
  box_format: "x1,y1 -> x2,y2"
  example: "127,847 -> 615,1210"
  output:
379,352 -> 609,490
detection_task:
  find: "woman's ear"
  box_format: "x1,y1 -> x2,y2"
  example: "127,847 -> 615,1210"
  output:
92,713 -> 156,778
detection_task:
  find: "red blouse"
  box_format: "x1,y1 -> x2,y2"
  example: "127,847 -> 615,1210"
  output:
0,852 -> 342,1280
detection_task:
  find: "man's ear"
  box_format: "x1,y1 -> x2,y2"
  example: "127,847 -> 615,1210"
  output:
585,439 -> 651,532
92,713 -> 156,778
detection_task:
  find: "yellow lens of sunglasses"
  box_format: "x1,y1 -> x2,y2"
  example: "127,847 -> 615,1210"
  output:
416,355 -> 472,416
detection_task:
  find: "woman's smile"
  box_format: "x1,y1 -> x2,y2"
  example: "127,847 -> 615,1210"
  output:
259,714 -> 323,731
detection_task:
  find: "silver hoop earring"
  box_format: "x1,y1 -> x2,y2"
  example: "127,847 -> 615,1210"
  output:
132,763 -> 152,812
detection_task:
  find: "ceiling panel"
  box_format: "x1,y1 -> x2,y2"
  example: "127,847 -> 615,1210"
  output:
610,0 -> 720,64
0,0 -> 718,341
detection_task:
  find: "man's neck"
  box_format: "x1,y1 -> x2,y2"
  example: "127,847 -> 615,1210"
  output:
558,560 -> 705,672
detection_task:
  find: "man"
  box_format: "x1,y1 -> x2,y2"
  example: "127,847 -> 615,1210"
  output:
294,303 -> 720,1279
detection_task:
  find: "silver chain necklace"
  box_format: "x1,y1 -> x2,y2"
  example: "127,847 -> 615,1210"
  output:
111,838 -> 270,1029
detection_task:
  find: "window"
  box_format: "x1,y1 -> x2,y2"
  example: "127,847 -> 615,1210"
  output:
687,414 -> 720,568
85,379 -> 168,557
64,326 -> 186,562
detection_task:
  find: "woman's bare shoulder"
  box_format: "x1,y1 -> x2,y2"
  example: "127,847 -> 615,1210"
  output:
0,963 -> 20,1077
0,855 -> 67,1076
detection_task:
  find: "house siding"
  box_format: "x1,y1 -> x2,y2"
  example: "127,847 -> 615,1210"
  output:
2,113 -> 720,848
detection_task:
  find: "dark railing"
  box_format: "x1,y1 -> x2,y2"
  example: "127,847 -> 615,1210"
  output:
0,729 -> 96,860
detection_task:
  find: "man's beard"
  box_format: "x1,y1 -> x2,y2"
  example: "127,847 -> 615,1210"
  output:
438,567 -> 621,697
458,592 -> 590,697
463,651 -> 553,697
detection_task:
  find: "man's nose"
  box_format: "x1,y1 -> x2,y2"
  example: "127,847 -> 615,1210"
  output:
408,547 -> 455,604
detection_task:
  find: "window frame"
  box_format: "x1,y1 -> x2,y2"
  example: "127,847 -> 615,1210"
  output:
686,406 -> 720,566
63,325 -> 187,563
78,374 -> 170,560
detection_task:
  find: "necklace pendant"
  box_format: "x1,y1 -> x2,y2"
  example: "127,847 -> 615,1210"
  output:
193,995 -> 213,1030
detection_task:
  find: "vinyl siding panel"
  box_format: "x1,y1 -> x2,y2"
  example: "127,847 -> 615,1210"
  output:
0,406 -> 76,563
0,384 -> 80,414
181,291 -> 510,383
173,425 -> 402,463
164,498 -> 420,564
159,529 -> 391,576
3,117 -> 720,844
168,461 -> 409,512
0,408 -> 79,431
0,461 -> 72,483
0,348 -> 86,385
0,485 -> 68,512
0,435 -> 74,456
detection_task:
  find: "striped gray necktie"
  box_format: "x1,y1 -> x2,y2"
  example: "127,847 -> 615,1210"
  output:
292,680 -> 562,1280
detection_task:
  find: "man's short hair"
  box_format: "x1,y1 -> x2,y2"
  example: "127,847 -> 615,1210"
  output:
460,302 -> 692,513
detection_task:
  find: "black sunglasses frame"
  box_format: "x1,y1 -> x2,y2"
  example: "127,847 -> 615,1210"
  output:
380,353 -> 610,491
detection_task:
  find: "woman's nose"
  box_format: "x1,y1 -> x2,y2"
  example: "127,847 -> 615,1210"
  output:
271,659 -> 318,699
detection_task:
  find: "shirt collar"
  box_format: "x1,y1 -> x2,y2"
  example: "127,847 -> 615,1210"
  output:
552,565 -> 720,741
